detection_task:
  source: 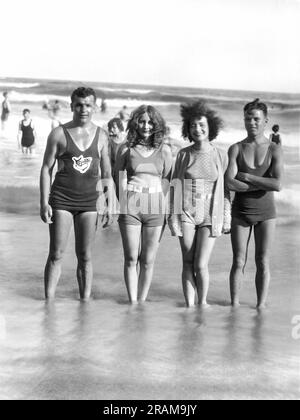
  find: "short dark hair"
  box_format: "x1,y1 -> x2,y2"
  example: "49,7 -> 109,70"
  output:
127,105 -> 166,149
23,108 -> 30,114
108,117 -> 124,132
244,98 -> 268,117
71,87 -> 97,103
180,100 -> 223,142
272,124 -> 279,132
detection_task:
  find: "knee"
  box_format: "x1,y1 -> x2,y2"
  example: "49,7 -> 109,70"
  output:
48,249 -> 64,263
76,250 -> 92,265
255,255 -> 269,271
194,262 -> 208,274
182,259 -> 194,271
125,256 -> 138,268
232,254 -> 246,271
139,256 -> 155,270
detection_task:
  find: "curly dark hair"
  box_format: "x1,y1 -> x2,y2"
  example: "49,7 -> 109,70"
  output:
108,117 -> 124,132
244,98 -> 268,117
126,105 -> 166,148
180,100 -> 223,142
71,86 -> 97,103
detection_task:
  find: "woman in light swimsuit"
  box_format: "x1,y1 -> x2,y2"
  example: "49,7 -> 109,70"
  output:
114,105 -> 173,304
225,98 -> 283,309
169,100 -> 231,307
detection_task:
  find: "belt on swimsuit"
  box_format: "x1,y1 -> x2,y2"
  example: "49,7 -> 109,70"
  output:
194,193 -> 212,200
126,184 -> 162,194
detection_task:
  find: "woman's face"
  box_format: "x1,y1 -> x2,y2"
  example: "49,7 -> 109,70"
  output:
189,116 -> 209,143
137,113 -> 154,140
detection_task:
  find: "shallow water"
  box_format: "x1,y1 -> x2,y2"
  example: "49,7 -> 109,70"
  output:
1,101 -> 300,399
0,213 -> 299,400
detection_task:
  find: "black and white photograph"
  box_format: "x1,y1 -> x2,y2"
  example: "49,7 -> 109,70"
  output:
0,0 -> 299,401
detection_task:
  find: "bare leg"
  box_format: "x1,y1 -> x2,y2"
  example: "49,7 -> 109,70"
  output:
119,223 -> 142,303
230,218 -> 252,307
44,210 -> 73,299
74,212 -> 98,301
179,223 -> 197,307
194,226 -> 216,306
138,225 -> 164,302
254,219 -> 276,309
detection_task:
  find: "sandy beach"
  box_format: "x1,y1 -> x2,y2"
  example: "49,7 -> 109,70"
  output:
0,85 -> 300,400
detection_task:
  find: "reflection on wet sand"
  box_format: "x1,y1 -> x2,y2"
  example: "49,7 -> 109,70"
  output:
0,214 -> 300,399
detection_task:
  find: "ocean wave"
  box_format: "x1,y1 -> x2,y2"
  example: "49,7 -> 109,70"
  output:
124,88 -> 153,95
101,87 -> 153,95
105,98 -> 178,108
9,91 -> 70,104
0,82 -> 40,89
276,188 -> 300,211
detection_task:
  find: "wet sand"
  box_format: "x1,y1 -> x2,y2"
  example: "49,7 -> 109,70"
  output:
0,212 -> 299,400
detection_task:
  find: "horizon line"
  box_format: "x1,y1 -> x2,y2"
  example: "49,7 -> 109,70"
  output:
0,74 -> 299,97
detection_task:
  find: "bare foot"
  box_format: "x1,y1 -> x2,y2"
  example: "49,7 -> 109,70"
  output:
186,302 -> 196,308
256,303 -> 267,311
199,302 -> 211,308
129,300 -> 139,305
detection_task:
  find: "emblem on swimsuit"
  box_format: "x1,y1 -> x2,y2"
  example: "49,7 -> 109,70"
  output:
72,155 -> 93,174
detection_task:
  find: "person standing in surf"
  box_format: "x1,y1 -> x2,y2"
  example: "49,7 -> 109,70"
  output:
1,91 -> 11,132
40,87 -> 114,300
168,100 -> 231,307
225,98 -> 283,309
114,105 -> 173,304
17,109 -> 37,154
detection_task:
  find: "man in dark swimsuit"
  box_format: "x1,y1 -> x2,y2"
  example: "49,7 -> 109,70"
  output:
225,99 -> 283,309
17,109 -> 36,154
40,87 -> 114,300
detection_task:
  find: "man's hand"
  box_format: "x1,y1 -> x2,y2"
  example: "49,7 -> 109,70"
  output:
236,172 -> 249,183
40,204 -> 53,224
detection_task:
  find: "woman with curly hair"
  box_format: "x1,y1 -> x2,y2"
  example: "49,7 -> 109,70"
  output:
168,100 -> 231,307
114,105 -> 173,304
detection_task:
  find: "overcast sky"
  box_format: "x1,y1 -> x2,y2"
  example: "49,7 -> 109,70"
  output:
1,0 -> 299,93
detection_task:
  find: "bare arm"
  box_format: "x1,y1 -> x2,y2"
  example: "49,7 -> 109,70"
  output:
32,121 -> 37,143
39,127 -> 61,223
237,144 -> 283,192
113,144 -> 128,201
219,149 -> 231,232
162,144 -> 173,195
99,132 -> 114,227
225,143 -> 259,192
17,121 -> 22,149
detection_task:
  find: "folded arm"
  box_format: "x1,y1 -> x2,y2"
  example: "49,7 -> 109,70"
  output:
225,144 -> 259,192
236,144 -> 283,192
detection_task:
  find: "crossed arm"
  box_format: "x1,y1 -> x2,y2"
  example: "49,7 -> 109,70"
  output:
225,143 -> 283,193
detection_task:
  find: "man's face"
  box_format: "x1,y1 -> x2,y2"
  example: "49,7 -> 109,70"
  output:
244,109 -> 268,138
71,95 -> 96,124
